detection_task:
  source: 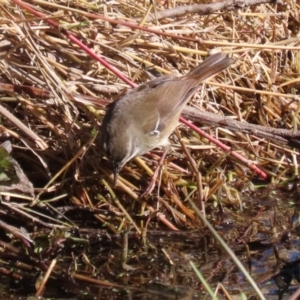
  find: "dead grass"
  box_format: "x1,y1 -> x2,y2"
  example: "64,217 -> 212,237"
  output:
0,0 -> 299,298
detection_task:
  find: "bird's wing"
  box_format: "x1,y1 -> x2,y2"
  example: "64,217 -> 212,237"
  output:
123,53 -> 234,136
126,78 -> 197,136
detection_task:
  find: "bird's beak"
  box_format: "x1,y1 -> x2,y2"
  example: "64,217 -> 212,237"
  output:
113,166 -> 120,187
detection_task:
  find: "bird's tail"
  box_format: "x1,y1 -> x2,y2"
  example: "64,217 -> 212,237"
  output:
186,53 -> 234,82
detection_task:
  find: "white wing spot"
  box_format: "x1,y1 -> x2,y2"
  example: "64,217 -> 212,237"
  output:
149,115 -> 161,137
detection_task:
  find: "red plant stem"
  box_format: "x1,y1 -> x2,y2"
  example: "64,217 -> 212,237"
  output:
179,118 -> 267,178
12,0 -> 135,88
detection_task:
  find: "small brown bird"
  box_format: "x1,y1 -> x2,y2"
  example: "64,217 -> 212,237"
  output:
101,53 -> 233,185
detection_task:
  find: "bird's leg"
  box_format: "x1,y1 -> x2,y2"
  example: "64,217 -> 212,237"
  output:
140,146 -> 169,198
